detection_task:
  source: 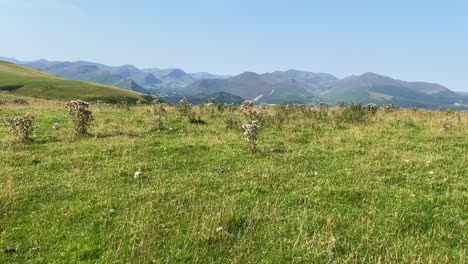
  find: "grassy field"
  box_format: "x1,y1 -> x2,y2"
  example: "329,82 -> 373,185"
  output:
0,61 -> 146,103
0,96 -> 467,263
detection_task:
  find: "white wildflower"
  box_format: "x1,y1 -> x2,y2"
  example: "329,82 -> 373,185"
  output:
134,169 -> 143,179
52,123 -> 60,131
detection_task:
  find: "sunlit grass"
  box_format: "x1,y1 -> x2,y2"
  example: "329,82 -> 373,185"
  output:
0,98 -> 467,263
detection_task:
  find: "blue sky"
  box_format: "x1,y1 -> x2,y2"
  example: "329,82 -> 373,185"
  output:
1,0 -> 468,91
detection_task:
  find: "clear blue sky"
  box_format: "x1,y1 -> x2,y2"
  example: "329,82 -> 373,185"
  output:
1,0 -> 468,91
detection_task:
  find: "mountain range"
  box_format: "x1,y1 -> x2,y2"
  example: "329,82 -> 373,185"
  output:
1,56 -> 467,109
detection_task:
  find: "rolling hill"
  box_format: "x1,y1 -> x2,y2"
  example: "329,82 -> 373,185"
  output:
0,61 -> 147,103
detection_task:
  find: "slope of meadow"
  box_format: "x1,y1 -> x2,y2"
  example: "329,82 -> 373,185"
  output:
0,97 -> 467,263
0,61 -> 147,103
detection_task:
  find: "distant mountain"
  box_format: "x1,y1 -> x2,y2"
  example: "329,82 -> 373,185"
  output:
321,72 -> 463,108
184,71 -> 467,108
183,72 -> 270,99
0,56 -> 23,64
86,63 -> 163,88
142,68 -> 194,88
453,91 -> 468,108
189,72 -> 231,80
183,70 -> 334,104
3,56 -> 467,108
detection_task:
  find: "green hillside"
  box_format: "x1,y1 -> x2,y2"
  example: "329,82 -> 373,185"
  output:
0,61 -> 147,103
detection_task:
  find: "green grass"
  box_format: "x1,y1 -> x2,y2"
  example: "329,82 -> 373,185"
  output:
0,99 -> 467,263
0,61 -> 145,103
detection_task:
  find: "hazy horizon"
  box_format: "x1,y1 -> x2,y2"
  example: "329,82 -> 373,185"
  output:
1,0 -> 467,91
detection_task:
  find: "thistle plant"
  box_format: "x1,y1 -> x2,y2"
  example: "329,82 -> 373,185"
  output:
440,117 -> 451,131
241,100 -> 254,110
10,98 -> 28,105
225,116 -> 239,131
207,97 -> 218,106
240,100 -> 262,119
52,123 -> 61,131
224,103 -> 237,112
119,101 -> 130,111
4,113 -> 35,142
154,115 -> 163,130
242,120 -> 260,152
65,100 -> 93,135
382,104 -> 398,112
252,106 -> 269,125
241,100 -> 254,117
362,103 -> 378,114
48,122 -> 61,141
198,97 -> 216,116
178,97 -> 191,116
152,99 -> 166,116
